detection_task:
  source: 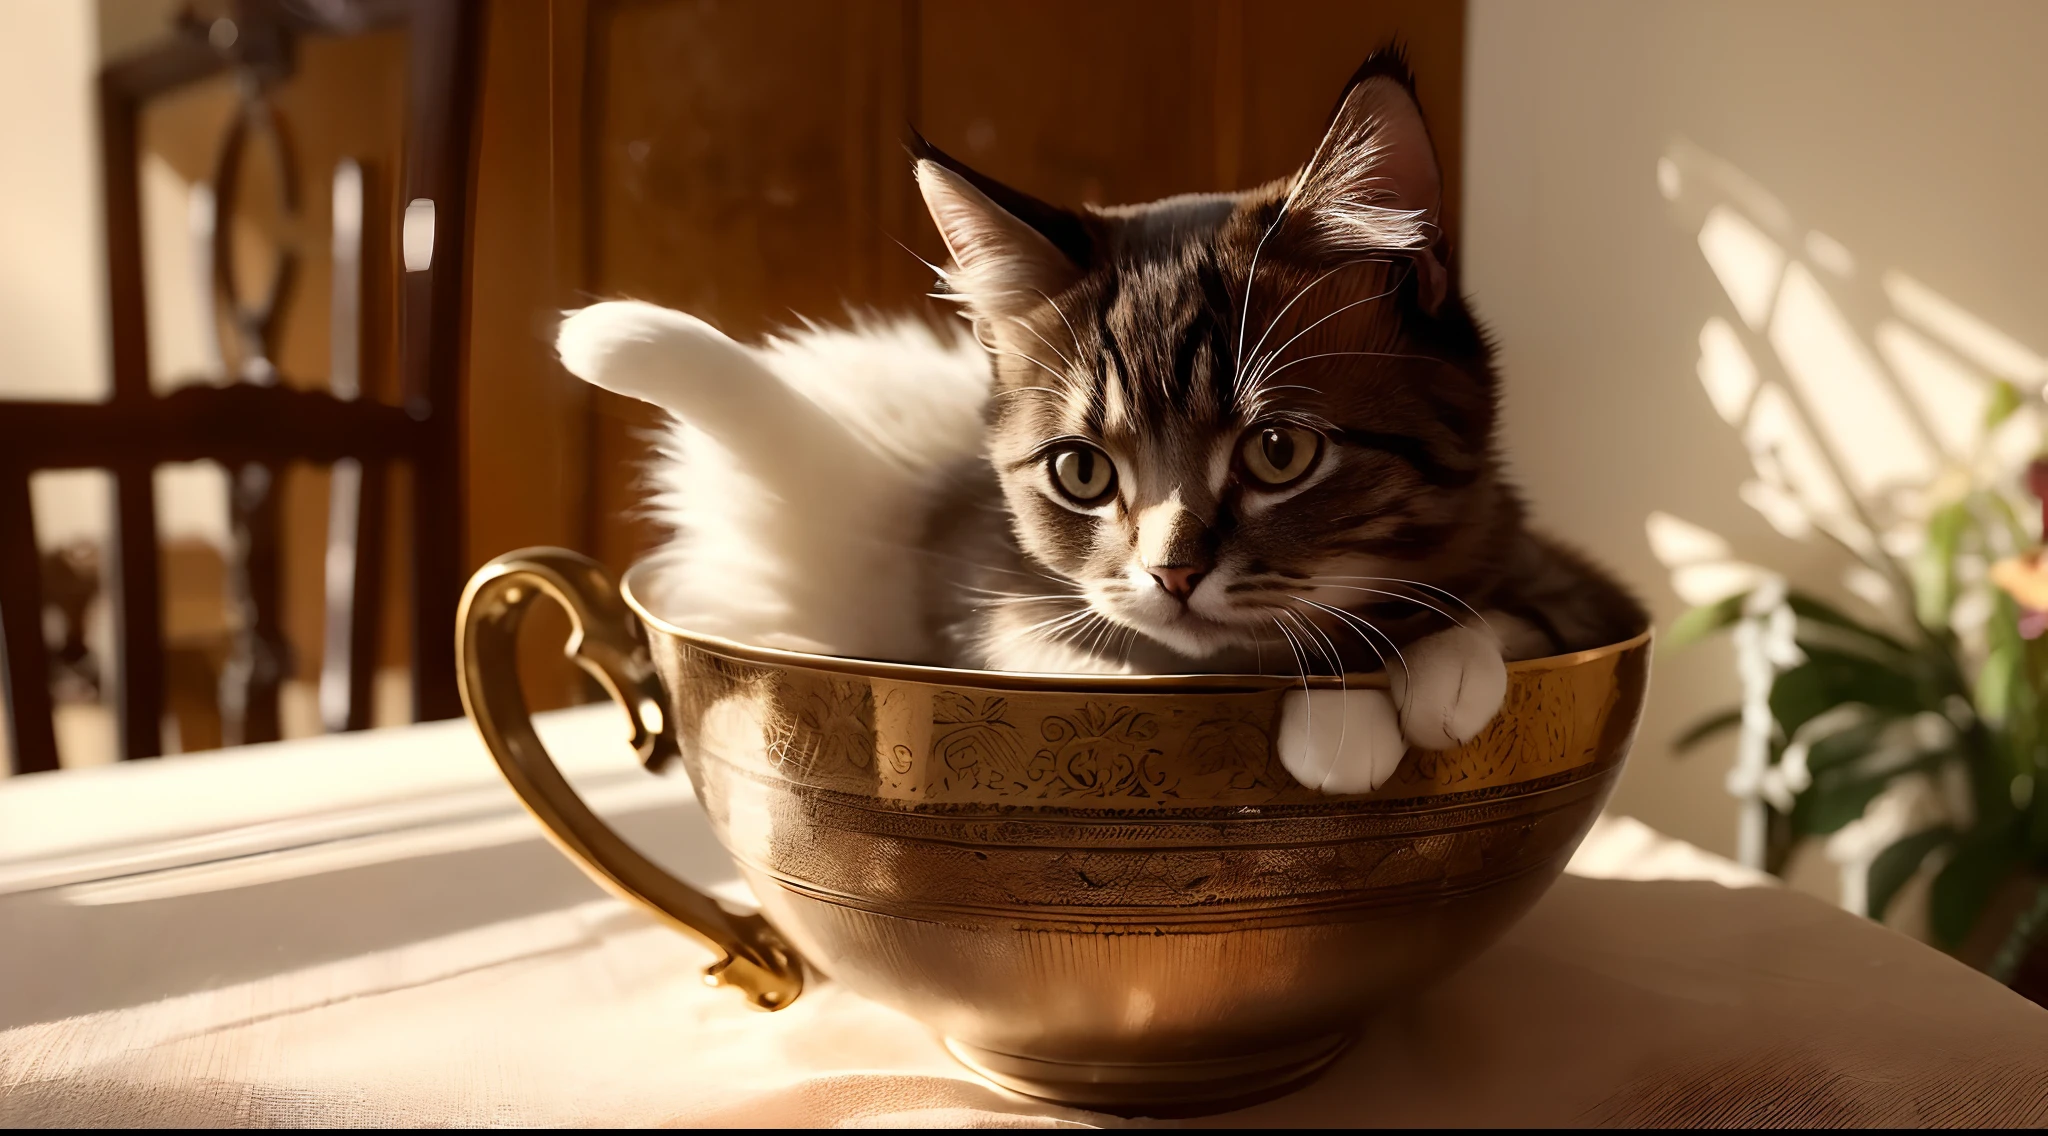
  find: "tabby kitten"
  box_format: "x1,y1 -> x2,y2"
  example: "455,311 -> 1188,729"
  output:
916,50 -> 1642,755
556,49 -> 1642,794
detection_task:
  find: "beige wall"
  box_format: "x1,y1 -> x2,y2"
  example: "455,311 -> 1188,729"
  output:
1465,0 -> 2048,858
0,0 -> 106,405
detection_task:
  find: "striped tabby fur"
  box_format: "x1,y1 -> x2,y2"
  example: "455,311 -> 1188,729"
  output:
919,48 -> 1644,677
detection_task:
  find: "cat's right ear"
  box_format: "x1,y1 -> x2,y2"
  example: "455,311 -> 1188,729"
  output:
912,140 -> 1089,320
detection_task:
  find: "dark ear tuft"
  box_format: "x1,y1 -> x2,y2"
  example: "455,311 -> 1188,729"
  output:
1283,43 -> 1449,313
909,129 -> 1090,320
1340,42 -> 1421,102
905,128 -> 1093,269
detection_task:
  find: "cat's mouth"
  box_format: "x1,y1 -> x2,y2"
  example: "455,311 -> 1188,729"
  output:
1089,581 -> 1270,661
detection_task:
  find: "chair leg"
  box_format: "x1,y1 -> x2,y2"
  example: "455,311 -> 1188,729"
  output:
0,469 -> 59,774
164,642 -> 225,753
222,461 -> 287,746
320,457 -> 386,732
109,460 -> 164,760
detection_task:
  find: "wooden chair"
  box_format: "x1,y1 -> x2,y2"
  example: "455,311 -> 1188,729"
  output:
0,0 -> 482,774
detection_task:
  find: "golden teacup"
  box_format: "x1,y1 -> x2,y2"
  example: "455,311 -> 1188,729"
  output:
458,548 -> 1650,1113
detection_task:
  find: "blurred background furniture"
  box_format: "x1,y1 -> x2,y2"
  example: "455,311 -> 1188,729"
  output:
0,0 -> 1463,776
0,0 -> 481,774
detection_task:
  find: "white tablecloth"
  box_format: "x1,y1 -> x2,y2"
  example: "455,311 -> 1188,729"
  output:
3,707 -> 2045,1126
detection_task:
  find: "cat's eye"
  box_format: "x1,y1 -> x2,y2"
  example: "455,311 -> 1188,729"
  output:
1049,445 -> 1116,506
1240,425 -> 1322,487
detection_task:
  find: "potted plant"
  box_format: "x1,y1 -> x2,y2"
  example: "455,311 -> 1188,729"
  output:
1670,382 -> 2048,1003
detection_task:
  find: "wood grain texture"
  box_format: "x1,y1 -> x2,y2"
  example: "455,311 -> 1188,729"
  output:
556,0 -> 1467,581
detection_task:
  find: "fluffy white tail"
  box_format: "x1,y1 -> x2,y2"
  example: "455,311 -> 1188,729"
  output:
555,301 -> 989,661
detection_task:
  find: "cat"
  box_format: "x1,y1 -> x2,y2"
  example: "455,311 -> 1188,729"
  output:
556,48 -> 1645,794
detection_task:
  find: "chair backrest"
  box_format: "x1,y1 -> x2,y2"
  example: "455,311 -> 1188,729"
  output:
0,0 -> 482,773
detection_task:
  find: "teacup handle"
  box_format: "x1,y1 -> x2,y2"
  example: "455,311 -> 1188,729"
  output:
456,547 -> 804,1009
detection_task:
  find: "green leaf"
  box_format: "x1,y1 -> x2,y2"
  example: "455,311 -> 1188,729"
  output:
1866,826 -> 1955,920
1792,775 -> 1891,836
2032,773 -> 2048,857
2025,627 -> 2048,702
1788,592 -> 1911,654
1792,737 -> 1948,839
1800,712 -> 1894,773
1912,501 -> 1970,630
1982,489 -> 2033,550
1929,825 -> 2024,948
1985,379 -> 2024,431
1989,881 -> 2048,985
1978,640 -> 2022,726
1770,648 -> 1926,737
1665,592 -> 1749,651
1674,708 -> 1743,754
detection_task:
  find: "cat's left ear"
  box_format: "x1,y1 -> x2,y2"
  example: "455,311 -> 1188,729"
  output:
1285,54 -> 1449,313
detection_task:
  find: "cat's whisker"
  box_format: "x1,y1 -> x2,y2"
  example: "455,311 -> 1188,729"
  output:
1008,600 -> 1089,630
1269,614 -> 1318,675
1287,601 -> 1368,754
1030,288 -> 1087,364
1015,605 -> 1095,636
1288,598 -> 1370,671
1117,624 -> 1140,671
1252,348 -> 1442,388
1295,596 -> 1405,677
967,594 -> 1086,609
1304,575 -> 1488,625
1070,609 -> 1107,659
1245,383 -> 1321,401
890,234 -> 947,276
1083,612 -> 1120,662
990,347 -> 1073,388
1298,581 -> 1468,631
1288,606 -> 1349,679
1269,615 -> 1314,708
885,541 -> 1058,583
1022,611 -> 1102,655
955,579 -> 1086,599
1302,601 -> 1400,671
1277,609 -> 1343,679
954,583 -> 1050,597
1053,612 -> 1118,658
1232,99 -> 1371,395
1007,316 -> 1078,372
1240,281 -> 1404,398
968,317 -> 1074,386
1237,263 -> 1349,401
1234,205 -> 1290,399
1235,251 -> 1406,411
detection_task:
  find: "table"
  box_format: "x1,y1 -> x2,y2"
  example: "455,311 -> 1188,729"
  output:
3,706 -> 2045,1126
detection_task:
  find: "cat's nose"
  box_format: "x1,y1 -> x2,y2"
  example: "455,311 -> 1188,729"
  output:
1148,565 -> 1206,601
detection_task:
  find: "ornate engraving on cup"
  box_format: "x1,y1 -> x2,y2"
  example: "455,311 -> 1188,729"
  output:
663,635 -> 1643,811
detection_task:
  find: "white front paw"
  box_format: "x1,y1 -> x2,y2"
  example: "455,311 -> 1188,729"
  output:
1390,624 -> 1507,750
1277,688 -> 1406,793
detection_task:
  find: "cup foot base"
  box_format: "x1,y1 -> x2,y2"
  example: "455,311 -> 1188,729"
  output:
943,1032 -> 1350,1117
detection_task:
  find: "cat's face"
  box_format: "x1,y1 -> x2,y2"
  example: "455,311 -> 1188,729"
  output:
920,52 -> 1500,664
